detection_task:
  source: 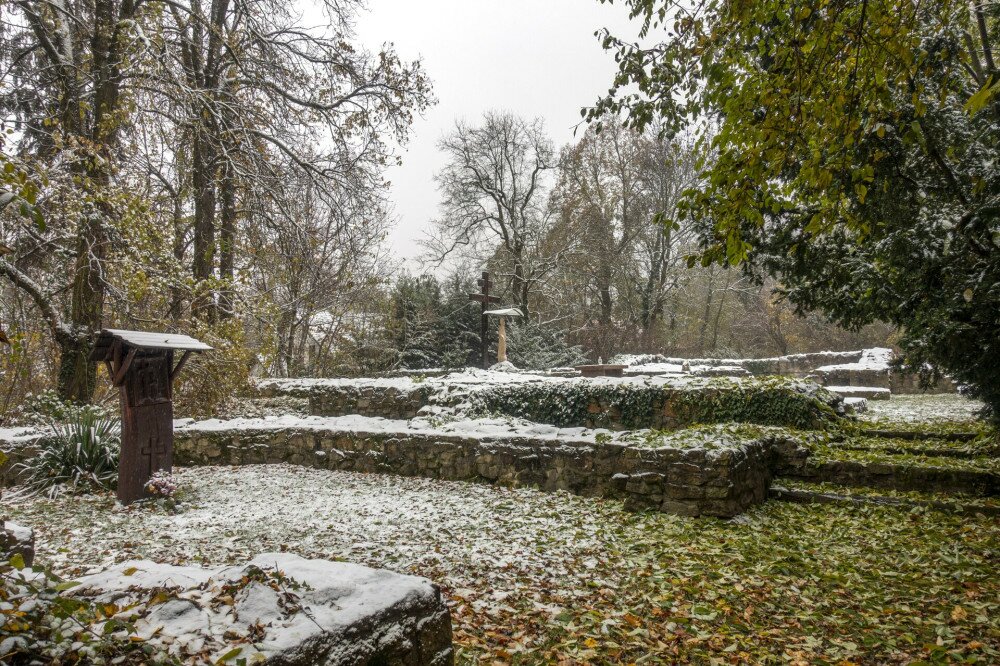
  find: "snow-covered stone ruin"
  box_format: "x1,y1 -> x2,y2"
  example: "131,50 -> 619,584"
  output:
169,369 -> 847,518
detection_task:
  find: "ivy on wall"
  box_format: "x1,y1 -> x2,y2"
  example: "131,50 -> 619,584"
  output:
469,378 -> 841,430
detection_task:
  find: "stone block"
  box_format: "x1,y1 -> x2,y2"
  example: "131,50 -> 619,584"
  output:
72,553 -> 453,665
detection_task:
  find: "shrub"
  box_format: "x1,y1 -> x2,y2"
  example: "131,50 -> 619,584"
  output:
15,411 -> 120,498
0,555 -> 162,663
12,389 -> 113,427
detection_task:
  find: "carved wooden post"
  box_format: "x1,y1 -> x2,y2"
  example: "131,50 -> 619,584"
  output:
90,330 -> 211,504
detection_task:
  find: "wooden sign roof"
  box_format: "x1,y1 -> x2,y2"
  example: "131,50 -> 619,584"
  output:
91,329 -> 212,360
484,307 -> 524,317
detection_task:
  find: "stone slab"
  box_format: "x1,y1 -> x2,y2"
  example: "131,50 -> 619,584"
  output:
72,553 -> 453,665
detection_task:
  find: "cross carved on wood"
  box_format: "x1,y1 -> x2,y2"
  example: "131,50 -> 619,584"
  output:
140,433 -> 171,474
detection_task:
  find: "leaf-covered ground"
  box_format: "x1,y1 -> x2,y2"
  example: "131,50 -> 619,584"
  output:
5,464 -> 998,665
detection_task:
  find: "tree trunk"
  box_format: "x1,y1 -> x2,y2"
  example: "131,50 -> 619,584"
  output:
57,333 -> 97,403
191,129 -> 217,321
513,259 -> 531,319
218,162 -> 236,319
170,193 -> 186,320
698,268 -> 715,355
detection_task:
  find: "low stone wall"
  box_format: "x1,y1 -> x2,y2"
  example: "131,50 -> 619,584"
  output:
175,421 -> 774,518
258,378 -> 434,419
815,367 -> 957,394
616,351 -> 864,378
742,351 -> 863,377
776,456 -> 1000,495
308,384 -> 432,419
263,375 -> 845,430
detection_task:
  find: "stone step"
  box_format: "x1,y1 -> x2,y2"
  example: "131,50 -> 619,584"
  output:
856,428 -> 979,442
777,454 -> 1000,496
769,483 -> 1000,516
826,385 -> 891,400
831,437 -> 997,460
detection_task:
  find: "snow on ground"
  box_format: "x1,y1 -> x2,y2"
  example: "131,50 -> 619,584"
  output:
0,426 -> 43,445
859,393 -> 984,424
10,465 -> 619,590
7,464 -> 999,663
6,465 -> 633,658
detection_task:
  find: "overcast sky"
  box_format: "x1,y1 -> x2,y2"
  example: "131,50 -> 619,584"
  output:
354,0 -> 641,268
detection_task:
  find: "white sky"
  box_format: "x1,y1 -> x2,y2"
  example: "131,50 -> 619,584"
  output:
354,0 -> 641,268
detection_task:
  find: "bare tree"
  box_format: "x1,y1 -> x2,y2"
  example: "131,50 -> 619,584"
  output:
425,111 -> 557,318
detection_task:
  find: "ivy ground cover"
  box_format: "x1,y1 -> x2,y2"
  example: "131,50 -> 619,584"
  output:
5,464 -> 998,665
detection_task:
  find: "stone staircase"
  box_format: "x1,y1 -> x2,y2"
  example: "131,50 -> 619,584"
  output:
770,425 -> 1000,514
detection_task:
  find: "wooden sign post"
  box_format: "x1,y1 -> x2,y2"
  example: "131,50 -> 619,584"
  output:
468,271 -> 500,369
90,329 -> 211,504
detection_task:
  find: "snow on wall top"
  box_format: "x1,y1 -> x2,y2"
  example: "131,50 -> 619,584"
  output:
176,412 -> 613,445
814,347 -> 895,373
611,349 -> 868,368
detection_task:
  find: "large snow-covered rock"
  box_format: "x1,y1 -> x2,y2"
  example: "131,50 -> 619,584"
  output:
72,553 -> 453,665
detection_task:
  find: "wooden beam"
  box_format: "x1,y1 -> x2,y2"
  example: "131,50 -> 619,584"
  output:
111,339 -> 122,372
113,348 -> 137,387
170,350 -> 193,381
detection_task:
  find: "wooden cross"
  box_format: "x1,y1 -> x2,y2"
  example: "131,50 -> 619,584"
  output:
468,271 -> 500,369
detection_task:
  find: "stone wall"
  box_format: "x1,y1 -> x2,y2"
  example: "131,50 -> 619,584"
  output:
741,351 -> 863,377
175,424 -> 774,518
309,385 -> 432,419
774,453 -> 1000,495
278,376 -> 844,431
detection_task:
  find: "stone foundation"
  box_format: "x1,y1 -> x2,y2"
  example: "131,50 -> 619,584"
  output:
175,420 -> 774,518
260,374 -> 844,430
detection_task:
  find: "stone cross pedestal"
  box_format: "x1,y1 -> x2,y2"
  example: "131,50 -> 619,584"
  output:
484,307 -> 523,365
90,329 -> 211,504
